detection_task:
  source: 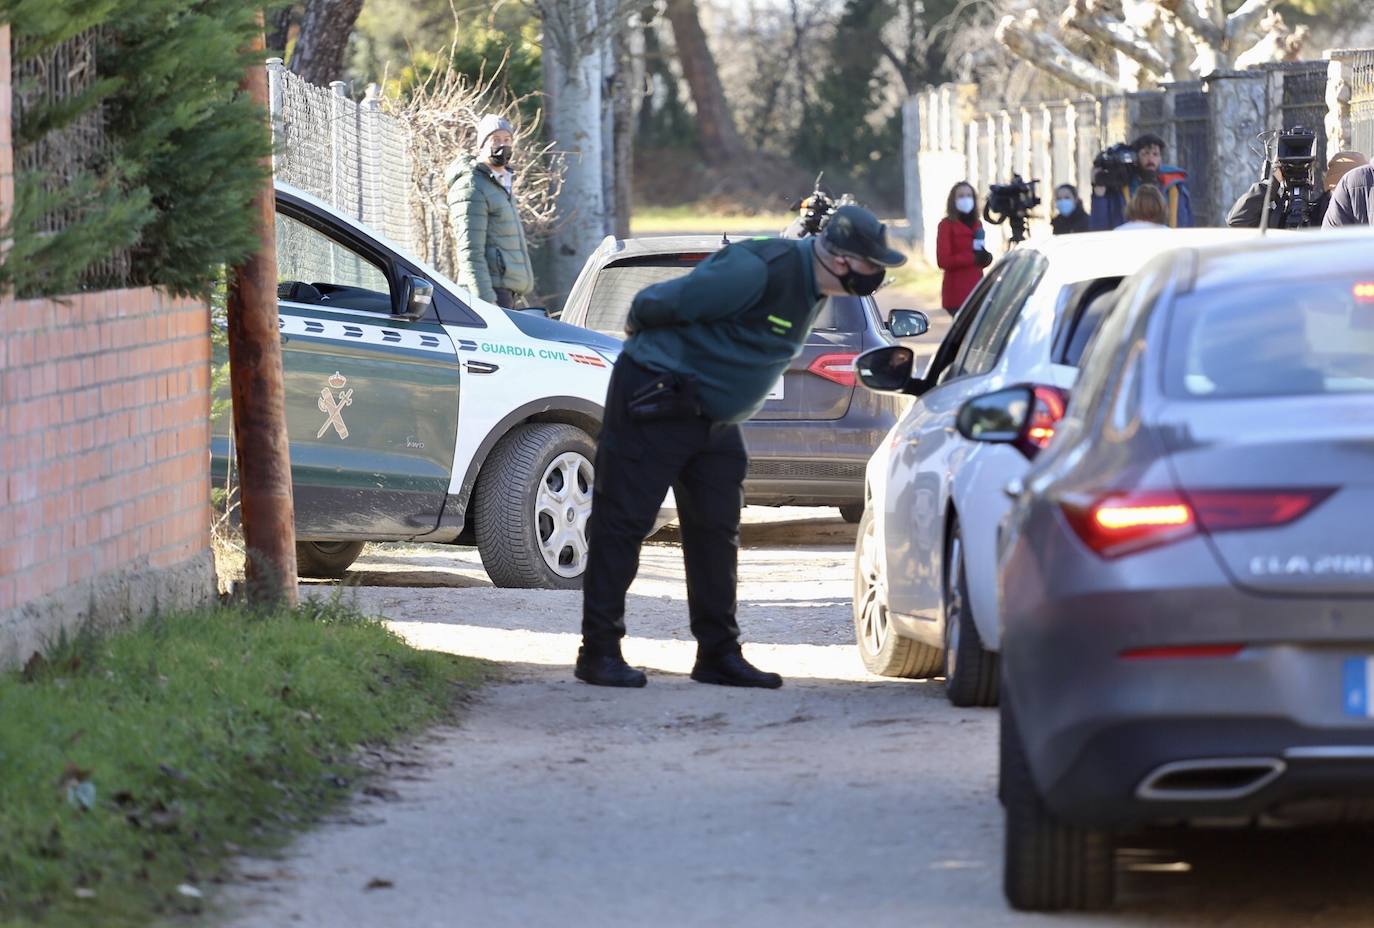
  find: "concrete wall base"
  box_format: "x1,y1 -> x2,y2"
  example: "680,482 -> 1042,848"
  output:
0,553 -> 218,668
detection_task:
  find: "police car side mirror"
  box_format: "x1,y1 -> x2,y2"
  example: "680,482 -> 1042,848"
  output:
887,309 -> 929,338
396,276 -> 433,321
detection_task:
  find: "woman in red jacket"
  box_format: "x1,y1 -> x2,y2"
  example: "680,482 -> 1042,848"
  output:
936,182 -> 993,315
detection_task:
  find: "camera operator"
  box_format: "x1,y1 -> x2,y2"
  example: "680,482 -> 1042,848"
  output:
937,182 -> 993,316
1090,133 -> 1193,230
1227,133 -> 1360,229
1323,156 -> 1374,228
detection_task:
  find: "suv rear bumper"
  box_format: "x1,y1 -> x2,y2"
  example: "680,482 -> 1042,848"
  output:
741,409 -> 892,507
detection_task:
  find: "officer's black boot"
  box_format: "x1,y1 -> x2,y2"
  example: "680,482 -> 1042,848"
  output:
690,645 -> 782,689
575,642 -> 647,688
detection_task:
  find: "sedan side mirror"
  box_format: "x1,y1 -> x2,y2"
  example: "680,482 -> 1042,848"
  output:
887,308 -> 930,338
956,387 -> 1033,444
855,345 -> 917,393
396,276 -> 434,321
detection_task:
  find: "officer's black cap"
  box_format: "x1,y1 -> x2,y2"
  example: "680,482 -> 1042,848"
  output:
822,205 -> 907,268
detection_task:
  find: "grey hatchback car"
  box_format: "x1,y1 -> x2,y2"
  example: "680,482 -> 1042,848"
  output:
560,235 -> 926,520
960,233 -> 1374,911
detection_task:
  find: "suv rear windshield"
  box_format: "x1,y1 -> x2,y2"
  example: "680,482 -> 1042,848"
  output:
581,255 -> 870,334
1164,278 -> 1374,398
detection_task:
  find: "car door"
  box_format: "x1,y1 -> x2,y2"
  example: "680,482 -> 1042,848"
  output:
273,204 -> 460,539
885,252 -> 1047,621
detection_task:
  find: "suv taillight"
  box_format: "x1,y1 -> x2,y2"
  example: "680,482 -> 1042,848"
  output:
1062,488 -> 1333,559
808,353 -> 859,387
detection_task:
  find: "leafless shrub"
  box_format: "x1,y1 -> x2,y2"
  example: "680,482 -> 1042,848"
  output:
386,53 -> 565,280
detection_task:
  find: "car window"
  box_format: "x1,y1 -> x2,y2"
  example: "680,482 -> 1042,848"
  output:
953,251 -> 1047,378
276,212 -> 392,313
1052,276 -> 1124,366
582,258 -> 699,333
938,263 -> 1010,383
1069,259 -> 1169,424
1164,276 -> 1374,399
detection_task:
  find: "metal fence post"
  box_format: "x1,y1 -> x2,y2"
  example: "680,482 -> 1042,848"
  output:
266,58 -> 287,172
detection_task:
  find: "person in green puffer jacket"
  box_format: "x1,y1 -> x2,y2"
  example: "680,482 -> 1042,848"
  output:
445,114 -> 535,308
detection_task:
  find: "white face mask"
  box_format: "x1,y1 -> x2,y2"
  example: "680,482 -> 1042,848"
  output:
1056,198 -> 1076,217
955,196 -> 975,214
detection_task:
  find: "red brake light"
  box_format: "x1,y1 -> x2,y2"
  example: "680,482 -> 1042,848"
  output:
1187,489 -> 1334,531
1062,492 -> 1196,558
1063,488 -> 1333,559
1353,282 -> 1374,303
808,353 -> 859,387
1014,385 -> 1069,458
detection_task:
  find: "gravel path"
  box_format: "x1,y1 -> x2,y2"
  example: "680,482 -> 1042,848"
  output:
221,509 -> 1374,928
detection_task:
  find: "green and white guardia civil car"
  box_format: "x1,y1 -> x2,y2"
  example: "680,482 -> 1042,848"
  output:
212,182 -> 667,589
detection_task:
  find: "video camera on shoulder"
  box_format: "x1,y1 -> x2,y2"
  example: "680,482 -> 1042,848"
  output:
787,172 -> 854,238
1092,142 -> 1138,190
1267,126 -> 1317,188
984,174 -> 1040,245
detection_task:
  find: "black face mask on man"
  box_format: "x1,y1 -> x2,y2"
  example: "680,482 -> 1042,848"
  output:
489,145 -> 512,168
823,254 -> 885,296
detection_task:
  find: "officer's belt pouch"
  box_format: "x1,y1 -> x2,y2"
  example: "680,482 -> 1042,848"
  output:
627,372 -> 700,421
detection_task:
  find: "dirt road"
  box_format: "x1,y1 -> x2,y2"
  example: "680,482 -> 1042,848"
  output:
222,510 -> 1374,928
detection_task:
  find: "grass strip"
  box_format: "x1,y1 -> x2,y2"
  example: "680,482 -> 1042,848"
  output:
0,599 -> 486,927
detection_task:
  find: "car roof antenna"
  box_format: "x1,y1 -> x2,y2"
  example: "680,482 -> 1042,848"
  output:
721,232 -> 730,246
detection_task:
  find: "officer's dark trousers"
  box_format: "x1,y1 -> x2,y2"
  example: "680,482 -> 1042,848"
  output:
582,355 -> 748,656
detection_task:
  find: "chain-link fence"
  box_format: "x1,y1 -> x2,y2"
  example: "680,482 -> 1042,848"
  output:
267,60 -> 416,255
11,26 -> 131,290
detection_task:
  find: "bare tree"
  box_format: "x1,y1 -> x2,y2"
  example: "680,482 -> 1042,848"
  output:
289,0 -> 365,85
996,0 -> 1309,96
664,0 -> 745,162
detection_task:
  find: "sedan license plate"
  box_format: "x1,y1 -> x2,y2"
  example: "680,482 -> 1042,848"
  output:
767,378 -> 784,401
1342,657 -> 1374,718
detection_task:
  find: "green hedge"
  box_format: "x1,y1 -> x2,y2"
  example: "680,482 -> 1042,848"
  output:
0,0 -> 271,298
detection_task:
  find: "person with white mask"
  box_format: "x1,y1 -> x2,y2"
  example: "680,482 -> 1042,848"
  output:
935,181 -> 993,316
1050,184 -> 1090,235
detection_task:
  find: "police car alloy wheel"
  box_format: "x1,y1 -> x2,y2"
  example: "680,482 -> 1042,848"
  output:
474,423 -> 598,590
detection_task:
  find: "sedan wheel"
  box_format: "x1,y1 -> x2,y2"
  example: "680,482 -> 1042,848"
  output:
852,506 -> 942,678
943,524 -> 1000,707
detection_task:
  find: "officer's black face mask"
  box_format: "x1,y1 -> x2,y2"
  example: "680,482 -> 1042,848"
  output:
489,145 -> 512,167
828,256 -> 885,296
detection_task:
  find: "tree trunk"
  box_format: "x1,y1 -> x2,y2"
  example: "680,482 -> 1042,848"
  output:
611,20 -> 636,239
539,0 -> 607,309
664,0 -> 743,162
230,18 -> 298,605
288,0 -> 364,86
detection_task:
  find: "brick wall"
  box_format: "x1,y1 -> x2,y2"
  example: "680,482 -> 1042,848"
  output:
0,23 -> 216,665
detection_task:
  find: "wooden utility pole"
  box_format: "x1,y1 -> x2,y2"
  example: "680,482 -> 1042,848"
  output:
227,16 -> 298,605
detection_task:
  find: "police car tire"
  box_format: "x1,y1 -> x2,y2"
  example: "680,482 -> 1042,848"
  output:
295,541 -> 365,579
474,423 -> 595,590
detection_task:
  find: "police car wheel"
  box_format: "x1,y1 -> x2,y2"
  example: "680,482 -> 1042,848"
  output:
296,540 -> 365,579
474,423 -> 595,590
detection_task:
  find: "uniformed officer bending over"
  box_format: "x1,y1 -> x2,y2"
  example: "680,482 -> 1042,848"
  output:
577,205 -> 907,689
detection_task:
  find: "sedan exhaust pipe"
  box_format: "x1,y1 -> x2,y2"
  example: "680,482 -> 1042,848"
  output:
1136,757 -> 1286,802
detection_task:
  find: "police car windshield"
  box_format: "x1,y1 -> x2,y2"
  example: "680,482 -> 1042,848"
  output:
583,255 -> 865,335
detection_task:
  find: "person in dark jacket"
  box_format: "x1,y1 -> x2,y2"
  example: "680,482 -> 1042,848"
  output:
1323,161 -> 1374,228
1226,151 -> 1367,229
1050,184 -> 1090,234
577,206 -> 906,690
446,114 -> 534,308
1090,134 -> 1193,230
936,182 -> 993,315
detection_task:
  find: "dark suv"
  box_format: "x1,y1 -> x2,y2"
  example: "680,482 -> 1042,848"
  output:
559,235 -> 921,521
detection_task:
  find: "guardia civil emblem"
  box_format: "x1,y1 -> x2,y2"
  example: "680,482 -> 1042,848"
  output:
318,371 -> 353,440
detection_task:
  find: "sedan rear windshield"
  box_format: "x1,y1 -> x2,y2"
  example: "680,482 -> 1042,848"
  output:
1164,278 -> 1374,399
582,256 -> 870,334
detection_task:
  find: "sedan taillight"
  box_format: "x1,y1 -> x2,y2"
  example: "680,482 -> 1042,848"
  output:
1062,488 -> 1334,559
808,353 -> 859,387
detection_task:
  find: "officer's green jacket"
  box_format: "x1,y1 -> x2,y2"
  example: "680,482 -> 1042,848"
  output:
624,238 -> 822,424
445,155 -> 534,303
